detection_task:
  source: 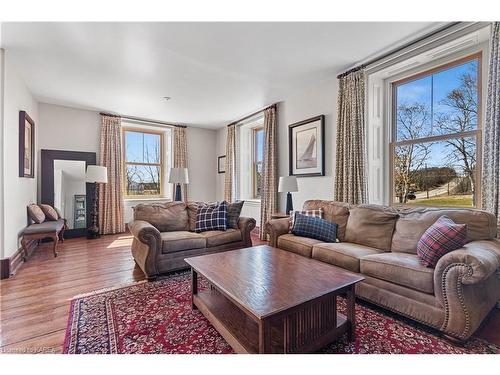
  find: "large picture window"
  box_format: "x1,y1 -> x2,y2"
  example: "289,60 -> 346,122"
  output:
253,127 -> 264,199
391,54 -> 481,208
123,128 -> 164,198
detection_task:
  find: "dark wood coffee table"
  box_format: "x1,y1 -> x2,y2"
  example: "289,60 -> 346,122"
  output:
185,245 -> 364,354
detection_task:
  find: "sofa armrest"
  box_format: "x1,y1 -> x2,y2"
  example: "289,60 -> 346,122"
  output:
266,217 -> 290,247
238,216 -> 256,247
128,220 -> 162,279
434,239 -> 500,340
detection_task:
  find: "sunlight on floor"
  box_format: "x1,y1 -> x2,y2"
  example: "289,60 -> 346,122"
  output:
107,237 -> 133,248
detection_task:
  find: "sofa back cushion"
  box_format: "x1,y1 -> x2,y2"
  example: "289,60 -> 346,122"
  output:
344,205 -> 398,251
133,202 -> 189,232
302,200 -> 350,241
187,202 -> 201,231
391,207 -> 497,254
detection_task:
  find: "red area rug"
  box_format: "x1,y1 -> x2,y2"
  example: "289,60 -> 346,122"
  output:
63,272 -> 498,354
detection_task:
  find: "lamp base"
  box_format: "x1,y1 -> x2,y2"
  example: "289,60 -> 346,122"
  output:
285,192 -> 293,215
175,183 -> 183,202
87,182 -> 100,239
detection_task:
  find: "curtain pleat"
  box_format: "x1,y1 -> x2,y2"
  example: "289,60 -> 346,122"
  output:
334,70 -> 367,204
482,22 -> 500,231
173,127 -> 188,202
260,106 -> 278,240
224,125 -> 236,202
98,115 -> 125,234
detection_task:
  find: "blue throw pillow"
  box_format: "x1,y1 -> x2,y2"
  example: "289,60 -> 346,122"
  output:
292,213 -> 338,243
195,201 -> 228,232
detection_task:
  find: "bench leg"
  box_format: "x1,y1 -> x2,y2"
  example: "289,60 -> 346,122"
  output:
51,234 -> 59,257
59,228 -> 65,242
21,237 -> 29,262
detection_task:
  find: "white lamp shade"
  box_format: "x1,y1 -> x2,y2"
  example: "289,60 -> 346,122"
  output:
168,167 -> 189,184
86,165 -> 108,183
278,176 -> 298,193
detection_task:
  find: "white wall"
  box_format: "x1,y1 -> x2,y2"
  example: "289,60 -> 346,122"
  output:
2,51 -> 39,258
215,77 -> 339,222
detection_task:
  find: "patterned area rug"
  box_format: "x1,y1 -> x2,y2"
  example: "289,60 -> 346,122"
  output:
63,272 -> 498,354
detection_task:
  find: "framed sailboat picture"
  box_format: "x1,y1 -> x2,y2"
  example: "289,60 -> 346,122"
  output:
288,115 -> 325,177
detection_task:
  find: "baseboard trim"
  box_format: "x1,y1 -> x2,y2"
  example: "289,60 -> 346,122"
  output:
0,239 -> 38,279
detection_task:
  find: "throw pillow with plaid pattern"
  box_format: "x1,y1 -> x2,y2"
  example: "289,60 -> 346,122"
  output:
417,215 -> 467,268
289,209 -> 323,231
195,201 -> 228,232
292,213 -> 337,243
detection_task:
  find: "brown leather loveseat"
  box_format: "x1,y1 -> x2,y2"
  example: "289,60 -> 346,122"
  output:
129,201 -> 256,279
266,200 -> 500,342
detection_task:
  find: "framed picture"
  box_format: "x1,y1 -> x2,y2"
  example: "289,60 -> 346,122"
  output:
19,111 -> 35,178
288,115 -> 325,177
218,155 -> 226,174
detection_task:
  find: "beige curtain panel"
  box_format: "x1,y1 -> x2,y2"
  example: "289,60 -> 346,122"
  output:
482,22 -> 500,231
173,126 -> 188,202
334,69 -> 367,204
224,124 -> 236,202
260,106 -> 278,240
98,115 -> 125,234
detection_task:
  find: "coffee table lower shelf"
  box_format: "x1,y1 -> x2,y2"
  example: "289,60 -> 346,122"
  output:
193,287 -> 350,354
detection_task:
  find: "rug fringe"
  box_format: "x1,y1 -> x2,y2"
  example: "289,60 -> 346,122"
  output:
70,280 -> 148,300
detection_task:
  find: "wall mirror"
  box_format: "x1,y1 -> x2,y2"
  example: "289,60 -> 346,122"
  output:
41,150 -> 96,238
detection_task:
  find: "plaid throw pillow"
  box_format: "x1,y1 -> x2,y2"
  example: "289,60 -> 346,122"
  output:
195,201 -> 228,232
417,215 -> 467,268
289,209 -> 323,230
292,213 -> 337,243
227,201 -> 244,229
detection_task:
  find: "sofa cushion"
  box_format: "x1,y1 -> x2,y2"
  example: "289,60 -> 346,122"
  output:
344,205 -> 398,251
227,201 -> 244,229
195,201 -> 228,232
39,204 -> 59,221
292,214 -> 337,243
200,229 -> 242,247
23,219 -> 65,234
303,200 -> 350,241
360,253 -> 435,294
417,216 -> 467,268
187,202 -> 201,231
312,242 -> 383,273
392,207 -> 497,254
161,231 -> 206,254
133,202 -> 189,232
277,233 -> 323,258
28,204 -> 46,224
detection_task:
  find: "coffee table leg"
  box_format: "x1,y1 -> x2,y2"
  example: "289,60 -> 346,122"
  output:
191,268 -> 198,310
346,285 -> 356,341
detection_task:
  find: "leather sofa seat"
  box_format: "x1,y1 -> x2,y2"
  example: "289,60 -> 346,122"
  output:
161,231 -> 206,254
277,234 -> 323,257
201,229 -> 242,247
312,242 -> 383,273
360,253 -> 434,294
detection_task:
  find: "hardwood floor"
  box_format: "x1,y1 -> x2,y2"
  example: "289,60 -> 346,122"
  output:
0,233 -> 498,354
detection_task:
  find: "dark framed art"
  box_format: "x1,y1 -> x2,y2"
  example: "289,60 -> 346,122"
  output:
288,115 -> 325,177
19,111 -> 35,178
218,155 -> 226,173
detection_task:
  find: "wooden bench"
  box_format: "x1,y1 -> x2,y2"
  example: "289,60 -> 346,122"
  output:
21,219 -> 67,260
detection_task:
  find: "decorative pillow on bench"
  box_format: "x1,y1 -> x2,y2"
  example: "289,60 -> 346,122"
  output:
417,215 -> 467,268
27,204 -> 46,224
292,213 -> 337,243
195,201 -> 228,232
40,204 -> 59,221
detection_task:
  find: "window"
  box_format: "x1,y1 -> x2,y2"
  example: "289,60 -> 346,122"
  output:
252,127 -> 264,198
123,128 -> 164,198
391,54 -> 481,208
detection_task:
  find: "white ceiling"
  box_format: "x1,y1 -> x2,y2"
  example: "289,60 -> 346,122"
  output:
2,22 -> 443,128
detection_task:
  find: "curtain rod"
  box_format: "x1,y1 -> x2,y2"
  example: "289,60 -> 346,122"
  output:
336,22 -> 462,79
99,112 -> 187,128
226,103 -> 278,127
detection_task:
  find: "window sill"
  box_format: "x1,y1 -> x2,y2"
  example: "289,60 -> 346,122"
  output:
124,197 -> 171,202
243,198 -> 261,204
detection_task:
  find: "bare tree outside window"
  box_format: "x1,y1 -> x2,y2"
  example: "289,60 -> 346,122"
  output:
391,55 -> 481,208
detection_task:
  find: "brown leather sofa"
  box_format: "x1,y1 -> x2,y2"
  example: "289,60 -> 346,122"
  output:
129,201 -> 256,279
266,200 -> 500,342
